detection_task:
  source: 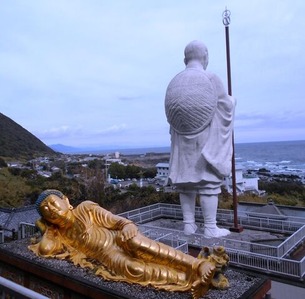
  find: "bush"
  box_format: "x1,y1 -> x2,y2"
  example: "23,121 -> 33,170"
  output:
0,157 -> 7,167
259,181 -> 305,200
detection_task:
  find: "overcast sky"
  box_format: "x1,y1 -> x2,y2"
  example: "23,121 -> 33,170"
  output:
1,0 -> 304,150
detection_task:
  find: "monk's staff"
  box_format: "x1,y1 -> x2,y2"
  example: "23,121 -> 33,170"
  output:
222,8 -> 243,233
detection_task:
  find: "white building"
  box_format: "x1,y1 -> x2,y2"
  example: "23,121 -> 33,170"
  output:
155,163 -> 170,184
223,165 -> 263,195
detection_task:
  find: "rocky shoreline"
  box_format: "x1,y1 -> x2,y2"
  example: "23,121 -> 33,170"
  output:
254,168 -> 305,184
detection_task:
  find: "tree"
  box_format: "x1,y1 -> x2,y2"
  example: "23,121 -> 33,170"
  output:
126,165 -> 141,179
108,162 -> 126,179
87,173 -> 106,205
143,167 -> 157,178
88,159 -> 104,170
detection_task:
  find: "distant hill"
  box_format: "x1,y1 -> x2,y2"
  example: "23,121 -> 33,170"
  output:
49,144 -> 171,155
49,144 -> 83,154
0,112 -> 57,160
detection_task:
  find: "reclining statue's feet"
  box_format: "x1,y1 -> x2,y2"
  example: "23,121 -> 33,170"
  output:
191,261 -> 215,299
203,227 -> 230,238
191,280 -> 207,299
184,223 -> 198,235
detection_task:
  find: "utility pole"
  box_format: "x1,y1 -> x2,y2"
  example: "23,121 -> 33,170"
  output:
222,8 -> 243,233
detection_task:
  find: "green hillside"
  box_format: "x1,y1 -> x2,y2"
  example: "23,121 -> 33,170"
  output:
0,112 -> 56,160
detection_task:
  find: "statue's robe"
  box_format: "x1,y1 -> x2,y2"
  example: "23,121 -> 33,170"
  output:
165,65 -> 236,194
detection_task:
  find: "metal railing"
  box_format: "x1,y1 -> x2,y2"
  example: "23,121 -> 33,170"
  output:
227,249 -> 303,279
0,276 -> 49,299
220,238 -> 279,257
300,255 -> 305,278
0,230 -> 3,244
277,224 -> 305,257
19,222 -> 39,239
119,204 -> 163,223
139,224 -> 305,279
217,210 -> 303,233
140,228 -> 188,253
135,204 -> 305,279
121,203 -> 304,233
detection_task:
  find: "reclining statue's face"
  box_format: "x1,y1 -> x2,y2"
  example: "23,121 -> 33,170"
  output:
40,194 -> 73,225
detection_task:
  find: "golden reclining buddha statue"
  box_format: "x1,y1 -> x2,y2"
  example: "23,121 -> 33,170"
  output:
29,189 -> 229,299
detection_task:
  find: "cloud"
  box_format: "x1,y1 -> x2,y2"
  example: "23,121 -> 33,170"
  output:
96,124 -> 127,135
234,109 -> 305,143
1,0 -> 305,148
35,125 -> 83,139
236,109 -> 305,129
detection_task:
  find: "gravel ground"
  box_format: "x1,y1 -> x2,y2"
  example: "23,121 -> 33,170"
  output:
0,238 -> 266,299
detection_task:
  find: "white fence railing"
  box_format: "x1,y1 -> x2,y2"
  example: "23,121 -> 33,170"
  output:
300,255 -> 305,278
119,204 -> 163,223
136,204 -> 305,279
216,210 -> 302,233
220,238 -> 279,257
277,224 -> 305,257
227,249 -> 303,279
139,228 -> 188,253
19,222 -> 39,239
139,223 -> 305,279
121,203 -> 304,233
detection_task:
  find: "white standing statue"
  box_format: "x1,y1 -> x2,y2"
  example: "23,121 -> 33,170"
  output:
165,40 -> 236,238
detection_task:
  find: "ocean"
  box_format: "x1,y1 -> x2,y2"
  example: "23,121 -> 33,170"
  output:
234,140 -> 305,175
109,140 -> 305,176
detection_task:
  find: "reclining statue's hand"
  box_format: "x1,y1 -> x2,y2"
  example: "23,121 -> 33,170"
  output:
120,223 -> 138,242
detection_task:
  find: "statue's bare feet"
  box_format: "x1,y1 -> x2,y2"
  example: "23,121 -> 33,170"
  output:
198,261 -> 215,284
191,261 -> 215,298
203,227 -> 230,238
191,279 -> 205,299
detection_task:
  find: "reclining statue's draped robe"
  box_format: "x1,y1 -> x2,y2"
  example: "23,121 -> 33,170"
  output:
29,201 -> 204,291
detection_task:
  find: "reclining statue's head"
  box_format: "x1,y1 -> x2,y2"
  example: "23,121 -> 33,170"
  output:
35,189 -> 74,226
